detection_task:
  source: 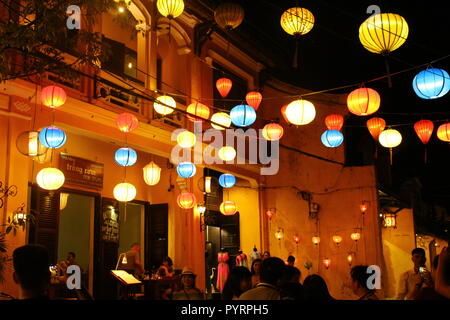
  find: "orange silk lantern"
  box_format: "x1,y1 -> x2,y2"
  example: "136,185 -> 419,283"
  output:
116,113 -> 138,133
216,78 -> 232,98
220,201 -> 237,216
347,88 -> 380,116
186,102 -> 210,122
414,120 -> 434,163
41,85 -> 67,109
293,235 -> 300,244
366,117 -> 386,140
322,258 -> 331,270
437,123 -> 450,142
245,91 -> 262,110
281,104 -> 289,123
262,123 -> 284,141
177,192 -> 197,209
325,114 -> 344,131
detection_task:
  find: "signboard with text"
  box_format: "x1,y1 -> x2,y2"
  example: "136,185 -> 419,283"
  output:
59,153 -> 104,190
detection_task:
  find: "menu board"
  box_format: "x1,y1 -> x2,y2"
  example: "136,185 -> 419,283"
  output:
101,199 -> 120,243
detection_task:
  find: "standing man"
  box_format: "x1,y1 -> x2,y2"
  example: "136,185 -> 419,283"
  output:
123,243 -> 145,278
397,248 -> 428,300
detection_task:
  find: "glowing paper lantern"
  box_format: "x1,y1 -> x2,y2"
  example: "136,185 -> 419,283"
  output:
366,117 -> 386,140
113,183 -> 136,202
322,258 -> 331,269
325,114 -> 344,131
219,173 -> 236,188
115,148 -> 137,167
280,7 -> 315,36
293,235 -> 300,244
275,229 -> 284,240
347,88 -> 380,116
177,192 -> 197,209
39,127 -> 66,148
176,162 -> 196,178
186,102 -> 210,122
360,202 -> 368,214
383,213 -> 397,228
214,2 -> 244,30
220,201 -> 237,216
414,120 -> 434,145
230,104 -> 256,127
332,235 -> 342,245
16,131 -> 48,156
245,91 -> 262,110
116,113 -> 138,133
154,95 -> 176,115
218,146 -> 236,161
211,112 -> 231,130
216,78 -> 232,98
321,130 -> 344,148
351,233 -> 361,241
143,161 -> 161,186
379,129 -> 402,164
285,99 -> 316,125
412,68 -> 450,99
312,236 -> 320,245
359,13 -> 408,54
176,131 -> 196,148
198,176 -> 218,194
347,254 -> 353,266
262,123 -> 284,141
41,85 -> 67,109
36,168 -> 65,191
437,123 -> 450,142
156,0 -> 184,19
266,209 -> 274,220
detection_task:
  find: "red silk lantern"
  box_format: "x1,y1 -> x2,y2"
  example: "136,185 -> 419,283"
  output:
245,91 -> 262,110
41,85 -> 67,108
262,123 -> 284,141
281,104 -> 289,123
414,120 -> 434,145
293,235 -> 300,244
366,117 -> 386,140
325,114 -> 344,131
347,88 -> 380,116
437,123 -> 450,142
186,102 -> 210,122
116,113 -> 138,133
322,258 -> 331,269
216,78 -> 232,98
266,209 -> 274,220
177,192 -> 197,209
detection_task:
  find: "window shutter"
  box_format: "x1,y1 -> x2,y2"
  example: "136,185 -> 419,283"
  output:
145,203 -> 168,271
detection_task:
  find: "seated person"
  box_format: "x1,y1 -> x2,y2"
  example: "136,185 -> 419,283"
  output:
157,256 -> 174,277
167,267 -> 204,300
58,252 -> 80,278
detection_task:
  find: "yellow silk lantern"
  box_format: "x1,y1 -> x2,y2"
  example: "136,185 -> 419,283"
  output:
113,183 -> 137,202
379,129 -> 402,165
220,201 -> 237,216
332,235 -> 343,245
211,112 -> 231,130
176,131 -> 196,148
285,99 -> 316,125
351,232 -> 361,241
154,95 -> 176,115
143,161 -> 161,186
36,168 -> 65,191
280,7 -> 315,36
312,236 -> 320,245
156,0 -> 184,19
218,146 -> 236,161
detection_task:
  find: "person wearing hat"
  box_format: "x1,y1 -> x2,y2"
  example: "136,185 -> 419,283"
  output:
171,267 -> 204,300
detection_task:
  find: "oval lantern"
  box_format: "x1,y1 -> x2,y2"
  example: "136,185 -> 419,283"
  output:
211,112 -> 231,130
351,232 -> 361,241
262,123 -> 284,141
245,91 -> 262,111
41,85 -> 67,109
321,130 -> 344,148
379,129 -> 402,165
186,102 -> 210,122
176,131 -> 196,148
219,173 -> 236,188
177,192 -> 197,209
347,88 -> 380,116
230,104 -> 256,127
154,95 -> 176,115
143,161 -> 161,186
216,78 -> 232,98
214,2 -> 244,30
312,236 -> 320,245
412,68 -> 450,99
116,113 -> 138,133
36,168 -> 65,190
359,13 -> 408,54
285,99 -> 316,125
220,201 -> 237,216
414,120 -> 434,145
218,146 -> 236,162
16,131 -> 48,157
176,162 -> 196,178
39,126 -> 67,148
113,182 -> 137,202
280,7 -> 315,36
156,0 -> 184,19
366,117 -> 386,140
437,123 -> 450,142
115,147 -> 137,167
325,114 -> 344,131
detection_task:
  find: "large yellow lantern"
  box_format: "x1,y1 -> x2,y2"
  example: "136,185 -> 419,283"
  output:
280,7 -> 315,36
379,129 -> 402,164
211,112 -> 231,130
154,95 -> 176,115
36,168 -> 65,191
113,182 -> 137,202
176,131 -> 196,148
143,161 -> 161,186
218,146 -> 236,161
347,88 -> 381,116
285,99 -> 316,125
214,2 -> 244,30
220,201 -> 237,216
156,0 -> 184,19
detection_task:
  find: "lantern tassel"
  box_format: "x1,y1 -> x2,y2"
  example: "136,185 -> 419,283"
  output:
374,144 -> 378,160
424,146 -> 427,164
384,56 -> 392,88
389,148 -> 393,165
292,38 -> 299,69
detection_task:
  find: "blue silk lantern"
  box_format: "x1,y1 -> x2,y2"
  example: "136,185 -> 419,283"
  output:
177,162 -> 196,178
321,130 -> 344,148
219,173 -> 236,188
230,104 -> 256,127
39,126 -> 66,148
412,68 -> 450,99
115,147 -> 137,166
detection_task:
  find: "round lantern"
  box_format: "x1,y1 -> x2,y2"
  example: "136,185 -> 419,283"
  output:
347,88 -> 380,116
36,168 -> 65,191
156,0 -> 184,19
219,173 -> 236,188
351,232 -> 361,241
245,91 -> 262,110
262,123 -> 284,141
325,114 -> 344,131
412,68 -> 450,99
230,104 -> 256,127
321,130 -> 344,148
177,192 -> 197,209
211,112 -> 231,130
115,147 -> 137,167
41,85 -> 67,109
220,201 -> 237,216
347,254 -> 353,266
280,7 -> 315,36
39,126 -> 67,148
113,182 -> 136,202
312,236 -> 320,245
218,146 -> 236,162
16,131 -> 48,156
143,161 -> 161,186
332,235 -> 342,245
367,117 -> 386,140
186,102 -> 210,122
379,129 -> 402,148
437,123 -> 450,142
414,120 -> 434,145
322,258 -> 331,270
266,209 -> 275,220
214,2 -> 244,30
176,162 -> 196,178
285,99 -> 316,125
116,113 -> 138,133
359,13 -> 408,54
275,229 -> 284,240
216,78 -> 232,98
176,131 -> 196,148
154,95 -> 176,115
293,235 -> 300,244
